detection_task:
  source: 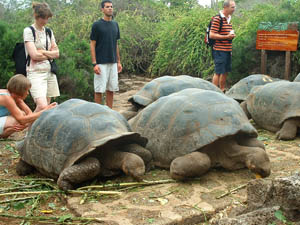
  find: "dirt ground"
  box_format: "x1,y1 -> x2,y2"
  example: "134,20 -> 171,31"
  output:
0,75 -> 299,225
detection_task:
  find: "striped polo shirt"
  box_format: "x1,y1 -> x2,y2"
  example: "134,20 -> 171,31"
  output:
211,11 -> 233,52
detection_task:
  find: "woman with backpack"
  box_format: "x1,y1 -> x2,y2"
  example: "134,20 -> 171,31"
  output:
24,2 -> 60,112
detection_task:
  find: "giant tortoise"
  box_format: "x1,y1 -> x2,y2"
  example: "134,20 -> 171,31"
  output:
123,75 -> 222,119
241,81 -> 300,140
226,74 -> 280,102
16,99 -> 152,190
129,88 -> 270,180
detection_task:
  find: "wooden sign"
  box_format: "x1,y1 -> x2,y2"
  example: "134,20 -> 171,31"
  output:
256,30 -> 299,51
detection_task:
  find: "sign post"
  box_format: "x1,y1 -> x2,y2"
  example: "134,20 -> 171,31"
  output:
256,23 -> 299,80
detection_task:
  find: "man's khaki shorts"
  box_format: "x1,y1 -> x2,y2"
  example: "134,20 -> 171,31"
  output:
94,63 -> 119,93
27,71 -> 60,99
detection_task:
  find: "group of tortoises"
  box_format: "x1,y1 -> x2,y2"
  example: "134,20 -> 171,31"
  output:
16,74 -> 300,190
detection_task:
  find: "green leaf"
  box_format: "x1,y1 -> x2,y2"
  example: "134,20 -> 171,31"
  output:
257,136 -> 269,141
12,202 -> 25,210
274,210 -> 286,222
48,202 -> 56,209
58,214 -> 73,223
148,218 -> 155,224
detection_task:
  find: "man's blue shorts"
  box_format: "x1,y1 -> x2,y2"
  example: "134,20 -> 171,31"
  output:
212,50 -> 232,74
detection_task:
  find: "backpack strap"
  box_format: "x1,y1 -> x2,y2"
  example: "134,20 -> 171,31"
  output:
26,26 -> 36,67
216,14 -> 223,33
29,26 -> 36,42
45,27 -> 52,50
45,27 -> 52,40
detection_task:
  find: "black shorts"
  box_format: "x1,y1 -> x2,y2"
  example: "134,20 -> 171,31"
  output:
212,50 -> 232,74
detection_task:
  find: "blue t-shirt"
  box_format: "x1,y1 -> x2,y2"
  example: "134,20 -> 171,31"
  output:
90,19 -> 120,64
0,93 -> 10,117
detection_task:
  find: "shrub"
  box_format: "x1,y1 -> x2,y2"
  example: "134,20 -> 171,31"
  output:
150,8 -> 216,78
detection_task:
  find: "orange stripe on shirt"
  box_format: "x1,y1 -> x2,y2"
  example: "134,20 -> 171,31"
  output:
211,16 -> 233,52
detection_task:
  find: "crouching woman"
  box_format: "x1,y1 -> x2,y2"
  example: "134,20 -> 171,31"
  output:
0,74 -> 57,138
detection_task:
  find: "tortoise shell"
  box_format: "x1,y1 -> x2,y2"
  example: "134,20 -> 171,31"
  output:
226,74 -> 280,101
129,88 -> 257,167
18,99 -> 147,177
129,75 -> 222,108
246,81 -> 300,132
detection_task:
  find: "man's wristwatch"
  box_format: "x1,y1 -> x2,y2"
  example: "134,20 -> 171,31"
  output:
92,63 -> 97,67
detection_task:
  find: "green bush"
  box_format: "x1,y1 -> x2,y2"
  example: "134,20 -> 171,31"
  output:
231,0 -> 300,82
55,33 -> 94,102
0,21 -> 27,88
1,0 -> 300,98
150,8 -> 216,78
116,11 -> 159,74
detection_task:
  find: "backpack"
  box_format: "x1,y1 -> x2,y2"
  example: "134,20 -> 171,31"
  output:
204,14 -> 223,47
12,26 -> 52,76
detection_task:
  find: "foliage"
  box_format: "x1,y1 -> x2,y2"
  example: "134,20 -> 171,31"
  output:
159,0 -> 199,9
150,8 -> 215,78
55,33 -> 94,102
115,0 -> 170,74
230,0 -> 300,82
1,0 -> 300,100
0,21 -> 27,88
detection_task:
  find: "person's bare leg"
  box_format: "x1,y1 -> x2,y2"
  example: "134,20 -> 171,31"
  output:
212,74 -> 220,87
219,73 -> 228,92
106,90 -> 114,109
34,97 -> 48,112
0,116 -> 21,138
94,92 -> 103,104
47,97 -> 51,105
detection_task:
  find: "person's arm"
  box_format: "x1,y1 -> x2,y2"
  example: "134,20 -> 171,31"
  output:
15,98 -> 32,115
116,43 -> 122,73
25,42 -> 49,61
209,17 -> 235,40
209,30 -> 235,40
41,39 -> 59,59
90,40 -> 100,75
3,95 -> 57,125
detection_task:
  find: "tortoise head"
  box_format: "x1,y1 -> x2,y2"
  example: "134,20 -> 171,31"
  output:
245,149 -> 271,178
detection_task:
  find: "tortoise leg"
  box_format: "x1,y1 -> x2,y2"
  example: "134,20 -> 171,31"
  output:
57,157 -> 101,191
170,152 -> 211,180
16,159 -> 35,176
100,151 -> 145,181
236,136 -> 265,150
276,118 -> 300,140
240,101 -> 251,119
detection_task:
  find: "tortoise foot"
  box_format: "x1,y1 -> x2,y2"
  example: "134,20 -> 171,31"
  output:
57,157 -> 101,190
276,119 -> 298,140
16,159 -> 34,176
57,179 -> 74,191
170,152 -> 211,180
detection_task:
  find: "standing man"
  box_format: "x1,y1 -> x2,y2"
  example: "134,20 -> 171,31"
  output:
90,0 -> 122,108
209,0 -> 236,93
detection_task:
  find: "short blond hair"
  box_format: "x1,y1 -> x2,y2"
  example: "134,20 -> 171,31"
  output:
7,74 -> 31,96
32,2 -> 53,19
